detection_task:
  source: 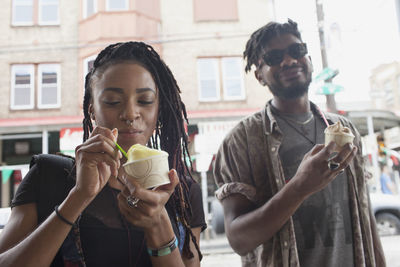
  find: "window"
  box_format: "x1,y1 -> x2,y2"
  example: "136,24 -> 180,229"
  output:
12,0 -> 33,25
197,58 -> 220,101
383,81 -> 394,107
11,65 -> 34,109
83,0 -> 97,19
12,0 -> 59,26
38,64 -> 60,108
83,55 -> 96,77
221,57 -> 245,100
39,0 -> 59,25
197,57 -> 245,102
10,64 -> 61,110
106,0 -> 128,11
83,55 -> 96,92
193,0 -> 238,22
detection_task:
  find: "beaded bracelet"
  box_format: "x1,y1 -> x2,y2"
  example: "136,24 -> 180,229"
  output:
54,205 -> 75,227
147,236 -> 178,257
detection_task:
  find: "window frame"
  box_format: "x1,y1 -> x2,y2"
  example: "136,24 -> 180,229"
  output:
37,63 -> 61,109
197,58 -> 221,102
10,64 -> 35,110
83,0 -> 97,19
83,54 -> 96,93
221,57 -> 246,101
12,0 -> 34,26
105,0 -> 128,11
38,0 -> 60,25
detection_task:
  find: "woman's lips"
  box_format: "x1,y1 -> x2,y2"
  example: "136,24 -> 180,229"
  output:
118,129 -> 143,137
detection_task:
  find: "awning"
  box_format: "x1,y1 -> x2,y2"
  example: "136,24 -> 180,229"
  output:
0,116 -> 83,134
345,110 -> 400,136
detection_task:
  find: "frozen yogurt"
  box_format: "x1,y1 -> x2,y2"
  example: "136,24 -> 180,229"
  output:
324,121 -> 355,151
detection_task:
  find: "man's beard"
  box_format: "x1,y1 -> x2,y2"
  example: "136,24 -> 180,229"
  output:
267,79 -> 311,100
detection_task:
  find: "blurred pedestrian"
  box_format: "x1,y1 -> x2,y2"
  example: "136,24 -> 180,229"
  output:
380,165 -> 396,194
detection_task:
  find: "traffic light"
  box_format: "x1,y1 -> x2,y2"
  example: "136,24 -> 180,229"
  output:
377,135 -> 386,156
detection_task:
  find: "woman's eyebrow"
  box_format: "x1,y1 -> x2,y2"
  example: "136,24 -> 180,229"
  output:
136,87 -> 156,94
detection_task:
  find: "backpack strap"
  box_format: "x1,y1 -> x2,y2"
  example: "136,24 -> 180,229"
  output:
31,154 -> 75,224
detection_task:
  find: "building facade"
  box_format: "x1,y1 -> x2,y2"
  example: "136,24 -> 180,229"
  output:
0,0 -> 273,206
370,61 -> 400,114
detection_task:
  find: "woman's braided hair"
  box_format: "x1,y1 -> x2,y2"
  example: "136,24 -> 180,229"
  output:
243,18 -> 302,73
82,41 -> 201,259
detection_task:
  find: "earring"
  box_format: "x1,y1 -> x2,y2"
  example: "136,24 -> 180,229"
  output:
90,113 -> 95,120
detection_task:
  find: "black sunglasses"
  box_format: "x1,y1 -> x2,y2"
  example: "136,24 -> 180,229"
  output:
262,43 -> 308,66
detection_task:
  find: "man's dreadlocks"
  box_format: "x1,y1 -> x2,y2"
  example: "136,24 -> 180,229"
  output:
243,18 -> 302,73
82,41 -> 201,259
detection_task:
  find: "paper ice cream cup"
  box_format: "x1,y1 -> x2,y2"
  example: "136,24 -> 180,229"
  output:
123,153 -> 170,189
324,132 -> 355,152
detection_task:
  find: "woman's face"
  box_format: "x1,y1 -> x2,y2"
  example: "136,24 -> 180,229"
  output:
89,62 -> 159,150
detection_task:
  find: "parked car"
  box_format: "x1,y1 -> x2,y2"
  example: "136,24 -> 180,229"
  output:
370,193 -> 400,236
211,193 -> 400,236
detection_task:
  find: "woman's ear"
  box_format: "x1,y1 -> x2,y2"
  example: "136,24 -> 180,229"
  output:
88,104 -> 95,120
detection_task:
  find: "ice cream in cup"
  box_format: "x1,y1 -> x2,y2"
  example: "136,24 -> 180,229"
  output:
123,144 -> 170,189
324,121 -> 355,152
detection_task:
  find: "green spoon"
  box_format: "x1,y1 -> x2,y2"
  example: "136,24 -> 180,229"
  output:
114,142 -> 128,159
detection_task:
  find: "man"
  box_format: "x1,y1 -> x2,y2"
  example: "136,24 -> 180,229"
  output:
213,19 -> 385,267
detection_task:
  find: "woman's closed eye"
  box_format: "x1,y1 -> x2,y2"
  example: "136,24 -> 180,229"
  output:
137,96 -> 155,105
103,100 -> 121,106
138,100 -> 154,105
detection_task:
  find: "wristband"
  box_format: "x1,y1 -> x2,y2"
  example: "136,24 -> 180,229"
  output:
147,236 -> 178,257
54,205 -> 75,227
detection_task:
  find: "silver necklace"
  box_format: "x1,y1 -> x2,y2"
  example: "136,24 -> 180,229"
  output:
279,113 -> 314,125
275,113 -> 317,146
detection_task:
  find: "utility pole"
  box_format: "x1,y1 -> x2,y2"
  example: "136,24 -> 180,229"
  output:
315,0 -> 337,113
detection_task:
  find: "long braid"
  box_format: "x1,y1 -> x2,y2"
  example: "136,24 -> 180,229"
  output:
82,41 -> 201,260
82,72 -> 94,141
139,45 -> 200,258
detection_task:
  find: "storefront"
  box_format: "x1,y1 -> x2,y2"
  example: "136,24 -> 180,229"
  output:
0,116 -> 82,207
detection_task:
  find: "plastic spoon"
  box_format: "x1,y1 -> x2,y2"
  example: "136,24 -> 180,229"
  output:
114,142 -> 128,159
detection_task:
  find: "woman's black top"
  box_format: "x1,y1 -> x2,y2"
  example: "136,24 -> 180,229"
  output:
11,154 -> 206,267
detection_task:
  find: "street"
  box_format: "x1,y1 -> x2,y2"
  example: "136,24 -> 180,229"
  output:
201,234 -> 400,267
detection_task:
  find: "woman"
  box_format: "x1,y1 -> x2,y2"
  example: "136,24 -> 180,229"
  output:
0,42 -> 206,267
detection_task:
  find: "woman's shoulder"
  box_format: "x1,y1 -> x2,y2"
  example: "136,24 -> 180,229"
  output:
30,153 -> 75,179
30,153 -> 75,169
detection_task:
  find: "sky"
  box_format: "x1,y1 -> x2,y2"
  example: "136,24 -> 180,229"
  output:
274,0 -> 400,106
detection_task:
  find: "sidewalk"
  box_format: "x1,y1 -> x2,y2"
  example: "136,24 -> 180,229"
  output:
200,233 -> 400,267
200,234 -> 233,255
200,234 -> 241,267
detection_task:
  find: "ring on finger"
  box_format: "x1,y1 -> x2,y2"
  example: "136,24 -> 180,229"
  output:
328,160 -> 340,171
126,195 -> 139,208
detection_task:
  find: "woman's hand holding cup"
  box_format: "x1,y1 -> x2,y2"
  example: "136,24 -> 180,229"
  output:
117,169 -> 179,230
